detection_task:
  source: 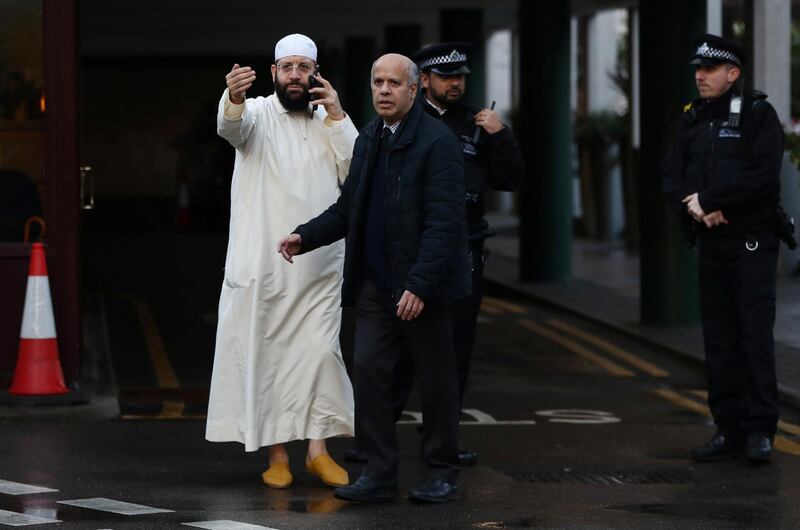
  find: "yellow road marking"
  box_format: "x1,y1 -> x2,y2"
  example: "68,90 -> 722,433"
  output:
653,388 -> 799,456
132,298 -> 180,388
653,388 -> 711,416
130,297 -> 185,418
689,389 -> 800,438
483,296 -> 527,314
779,421 -> 800,437
518,319 -> 635,377
480,303 -> 503,315
120,414 -> 207,420
774,436 -> 800,456
546,319 -> 669,377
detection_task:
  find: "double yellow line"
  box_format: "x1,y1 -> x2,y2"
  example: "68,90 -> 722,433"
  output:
518,313 -> 800,457
519,318 -> 669,378
654,388 -> 800,456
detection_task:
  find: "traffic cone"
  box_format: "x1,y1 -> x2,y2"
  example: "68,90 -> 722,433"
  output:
9,242 -> 68,395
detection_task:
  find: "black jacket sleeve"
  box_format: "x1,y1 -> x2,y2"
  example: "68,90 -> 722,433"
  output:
486,127 -> 525,191
404,134 -> 466,301
699,102 -> 784,212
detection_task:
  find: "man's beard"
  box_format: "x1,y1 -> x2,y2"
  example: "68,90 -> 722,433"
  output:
428,85 -> 464,109
275,77 -> 311,112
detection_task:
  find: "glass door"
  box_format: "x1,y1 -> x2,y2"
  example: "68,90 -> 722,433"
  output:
0,0 -> 80,388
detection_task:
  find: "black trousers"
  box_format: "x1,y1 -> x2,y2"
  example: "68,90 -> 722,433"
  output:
353,278 -> 460,482
453,241 -> 485,407
698,231 -> 779,436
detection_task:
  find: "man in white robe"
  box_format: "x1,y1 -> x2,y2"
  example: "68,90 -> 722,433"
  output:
206,33 -> 358,489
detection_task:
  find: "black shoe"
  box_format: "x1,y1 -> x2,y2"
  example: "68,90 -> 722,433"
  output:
344,447 -> 368,463
408,478 -> 460,504
691,431 -> 744,462
334,475 -> 398,503
457,449 -> 478,467
746,433 -> 773,464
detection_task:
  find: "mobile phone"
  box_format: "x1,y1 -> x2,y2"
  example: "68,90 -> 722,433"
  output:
308,67 -> 320,113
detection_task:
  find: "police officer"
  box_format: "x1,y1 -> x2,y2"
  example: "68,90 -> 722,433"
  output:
413,42 -> 525,465
662,34 -> 785,463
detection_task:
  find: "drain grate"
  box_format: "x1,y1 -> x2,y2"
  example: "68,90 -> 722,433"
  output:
508,469 -> 697,485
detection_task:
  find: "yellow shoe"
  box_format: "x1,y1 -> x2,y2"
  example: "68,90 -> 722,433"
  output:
306,454 -> 349,487
262,461 -> 293,489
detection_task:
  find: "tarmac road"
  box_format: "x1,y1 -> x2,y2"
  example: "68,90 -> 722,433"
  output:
2,259 -> 800,529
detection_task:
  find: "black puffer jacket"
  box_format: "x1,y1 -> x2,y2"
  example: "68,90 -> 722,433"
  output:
294,101 -> 471,308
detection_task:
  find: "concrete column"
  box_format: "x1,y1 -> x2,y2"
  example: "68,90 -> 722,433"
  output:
587,11 -> 619,113
753,0 -> 791,124
707,0 -> 722,35
518,0 -> 571,281
638,0 -> 705,325
486,29 -> 514,214
631,8 -> 640,149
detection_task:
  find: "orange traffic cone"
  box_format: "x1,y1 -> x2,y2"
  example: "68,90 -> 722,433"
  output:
9,242 -> 68,395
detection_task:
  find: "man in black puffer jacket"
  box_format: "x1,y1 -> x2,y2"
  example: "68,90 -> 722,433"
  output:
278,53 -> 470,504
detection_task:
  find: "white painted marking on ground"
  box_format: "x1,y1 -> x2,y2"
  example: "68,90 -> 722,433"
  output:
535,409 -> 621,424
400,410 -> 423,422
397,408 -> 622,426
0,479 -> 58,496
461,409 -> 499,423
57,497 -> 173,515
182,521 -> 279,530
398,408 -> 535,425
0,509 -> 60,526
397,420 -> 538,426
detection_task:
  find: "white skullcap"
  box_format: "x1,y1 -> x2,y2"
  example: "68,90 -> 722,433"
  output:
274,33 -> 317,62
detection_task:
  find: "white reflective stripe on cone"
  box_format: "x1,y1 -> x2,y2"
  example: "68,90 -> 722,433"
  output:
20,276 -> 57,339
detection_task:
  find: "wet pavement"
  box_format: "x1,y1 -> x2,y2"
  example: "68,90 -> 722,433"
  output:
483,214 -> 800,406
3,239 -> 800,529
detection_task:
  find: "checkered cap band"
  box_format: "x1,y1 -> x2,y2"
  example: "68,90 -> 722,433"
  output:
696,42 -> 741,65
418,49 -> 468,70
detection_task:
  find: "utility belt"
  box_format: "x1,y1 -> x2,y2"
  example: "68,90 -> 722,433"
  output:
692,206 -> 796,249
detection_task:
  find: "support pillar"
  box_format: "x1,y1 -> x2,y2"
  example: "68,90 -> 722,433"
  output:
518,0 -> 571,282
753,0 -> 791,123
638,0 -> 705,325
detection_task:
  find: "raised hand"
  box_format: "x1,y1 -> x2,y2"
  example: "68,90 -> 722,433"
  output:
226,64 -> 256,104
308,73 -> 345,121
474,108 -> 504,134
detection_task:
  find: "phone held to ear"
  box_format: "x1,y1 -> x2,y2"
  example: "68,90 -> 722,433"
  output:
308,68 -> 320,114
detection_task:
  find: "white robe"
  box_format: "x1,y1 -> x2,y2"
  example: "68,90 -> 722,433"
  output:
206,89 -> 358,451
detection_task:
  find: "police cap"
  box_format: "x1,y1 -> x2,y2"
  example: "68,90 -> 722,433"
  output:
412,42 -> 472,75
689,34 -> 746,67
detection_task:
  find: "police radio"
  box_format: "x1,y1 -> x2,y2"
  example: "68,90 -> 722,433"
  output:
727,78 -> 744,128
